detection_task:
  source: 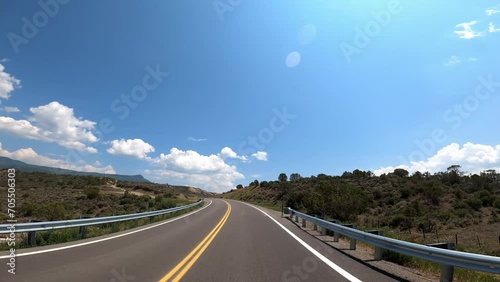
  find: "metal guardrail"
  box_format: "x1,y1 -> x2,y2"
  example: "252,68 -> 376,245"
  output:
0,199 -> 203,234
287,207 -> 500,279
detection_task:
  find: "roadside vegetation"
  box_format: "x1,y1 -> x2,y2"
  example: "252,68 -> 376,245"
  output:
222,167 -> 500,282
0,170 -> 209,249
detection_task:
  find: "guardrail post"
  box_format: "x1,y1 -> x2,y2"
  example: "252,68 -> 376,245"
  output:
313,215 -> 318,231
111,214 -> 119,232
301,217 -> 306,228
367,230 -> 384,260
342,224 -> 356,250
27,219 -> 40,247
321,221 -> 328,236
79,225 -> 87,239
295,214 -> 299,223
28,231 -> 36,247
327,220 -> 338,236
428,243 -> 455,282
321,227 -> 327,235
79,216 -> 92,239
316,216 -> 328,236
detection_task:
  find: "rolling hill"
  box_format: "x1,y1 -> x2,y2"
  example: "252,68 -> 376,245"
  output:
0,156 -> 149,182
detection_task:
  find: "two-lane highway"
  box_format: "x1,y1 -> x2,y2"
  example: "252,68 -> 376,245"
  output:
0,199 -> 401,281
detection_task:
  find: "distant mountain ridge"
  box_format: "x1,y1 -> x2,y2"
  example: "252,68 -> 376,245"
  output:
0,156 -> 149,183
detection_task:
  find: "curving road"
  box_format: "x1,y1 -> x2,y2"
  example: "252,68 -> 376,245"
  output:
0,199 -> 402,281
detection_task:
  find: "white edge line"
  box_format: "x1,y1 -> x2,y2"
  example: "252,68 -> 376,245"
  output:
241,202 -> 362,282
0,200 -> 212,259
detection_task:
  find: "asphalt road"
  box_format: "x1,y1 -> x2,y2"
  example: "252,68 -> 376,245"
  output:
0,199 -> 402,281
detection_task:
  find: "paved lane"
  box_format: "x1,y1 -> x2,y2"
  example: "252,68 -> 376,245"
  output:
0,199 -> 227,282
0,199 -> 402,281
181,200 -> 399,282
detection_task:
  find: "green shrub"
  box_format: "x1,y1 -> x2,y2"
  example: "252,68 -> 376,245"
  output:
423,181 -> 444,205
464,197 -> 482,211
478,190 -> 493,206
453,200 -> 468,210
434,210 -> 452,223
389,214 -> 406,228
388,214 -> 413,230
34,202 -> 68,221
84,186 -> 100,199
119,197 -> 132,205
157,198 -> 176,209
400,188 -> 411,199
373,189 -> 383,200
393,169 -> 409,178
454,208 -> 472,218
416,218 -> 436,233
489,210 -> 500,223
453,188 -> 464,200
18,203 -> 39,217
385,197 -> 396,206
493,198 -> 500,210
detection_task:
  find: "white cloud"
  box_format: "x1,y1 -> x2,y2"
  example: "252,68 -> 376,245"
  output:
107,138 -> 155,159
219,146 -> 248,161
153,148 -> 234,172
147,147 -> 244,192
444,56 -> 461,67
0,116 -> 49,140
444,56 -> 478,67
454,21 -> 485,39
373,143 -> 500,176
0,101 -> 98,153
0,64 -> 21,100
251,151 -> 268,161
0,59 -> 9,63
188,137 -> 207,142
486,6 -> 500,16
488,22 -> 500,33
0,142 -> 115,174
1,106 -> 20,113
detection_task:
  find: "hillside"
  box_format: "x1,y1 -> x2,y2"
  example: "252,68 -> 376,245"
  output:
0,170 -> 213,222
0,156 -> 149,182
222,168 -> 500,256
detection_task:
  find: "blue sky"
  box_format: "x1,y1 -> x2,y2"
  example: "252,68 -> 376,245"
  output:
1,0 -> 500,192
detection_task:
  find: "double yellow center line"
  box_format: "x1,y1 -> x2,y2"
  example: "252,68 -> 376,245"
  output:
159,201 -> 231,282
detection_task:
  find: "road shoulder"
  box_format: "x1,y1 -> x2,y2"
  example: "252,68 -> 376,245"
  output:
242,201 -> 439,282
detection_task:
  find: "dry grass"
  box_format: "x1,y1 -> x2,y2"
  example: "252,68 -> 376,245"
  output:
0,170 -> 205,222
